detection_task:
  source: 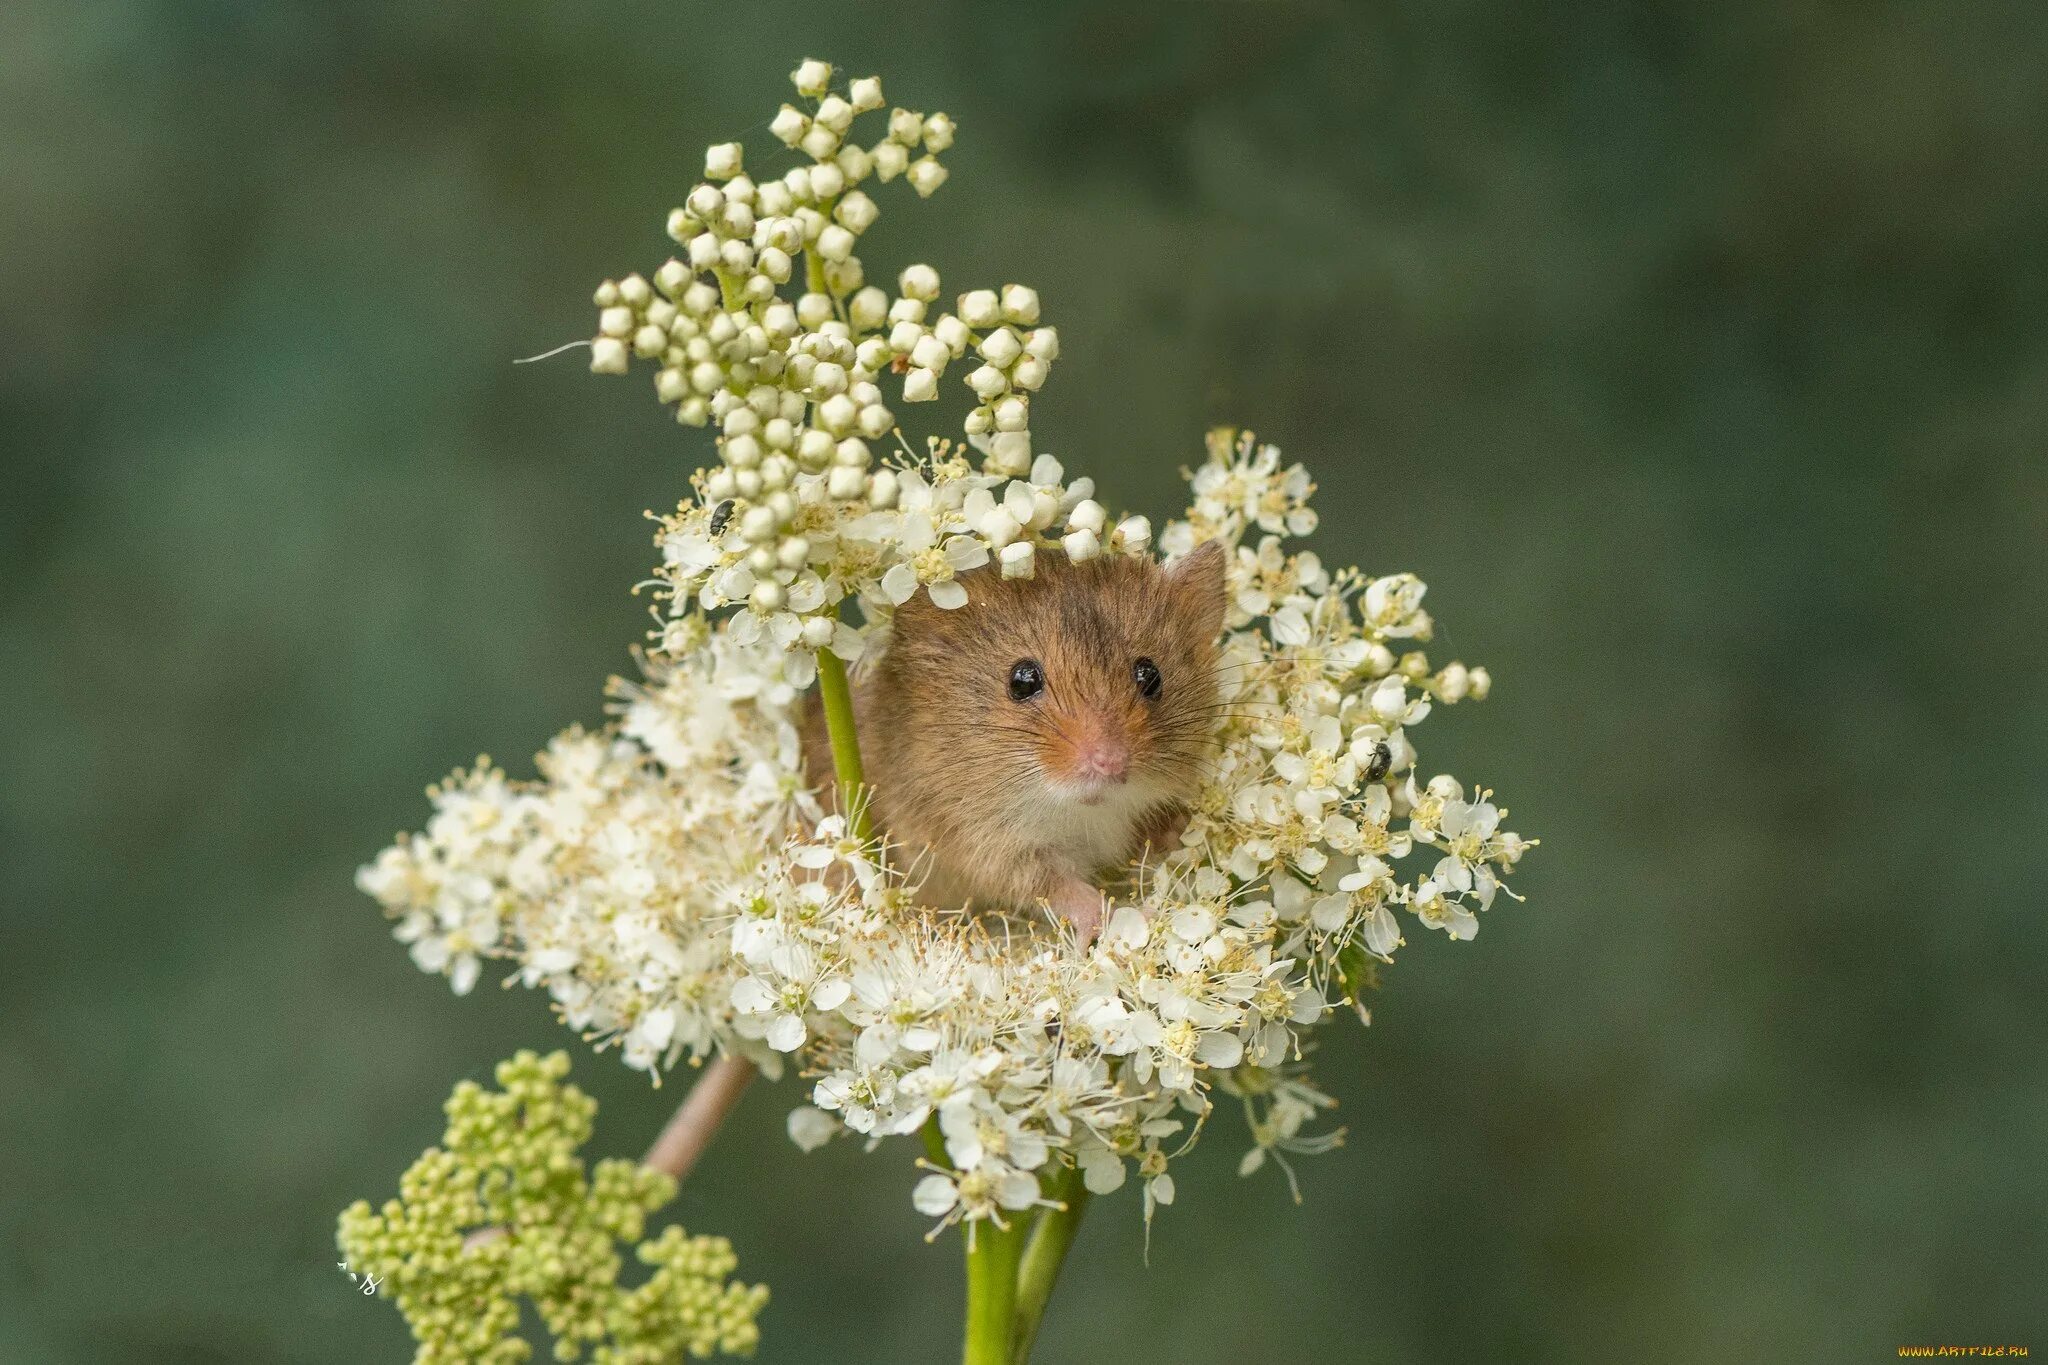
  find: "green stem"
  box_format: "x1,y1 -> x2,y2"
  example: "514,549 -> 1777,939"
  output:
805,247 -> 829,296
814,647 -> 871,842
962,1218 -> 1026,1365
715,267 -> 744,311
1011,1166 -> 1090,1364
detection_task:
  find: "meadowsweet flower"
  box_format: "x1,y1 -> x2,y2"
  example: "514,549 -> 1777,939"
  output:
362,67 -> 1537,1235
337,1052 -> 767,1361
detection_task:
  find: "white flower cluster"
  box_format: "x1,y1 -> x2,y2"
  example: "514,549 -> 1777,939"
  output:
362,428 -> 1534,1229
361,67 -> 1535,1232
590,59 -> 1092,684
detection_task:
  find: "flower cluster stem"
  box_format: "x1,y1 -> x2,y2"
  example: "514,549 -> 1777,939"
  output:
1011,1166 -> 1090,1363
814,647 -> 872,842
642,1053 -> 756,1181
962,1218 -> 1027,1365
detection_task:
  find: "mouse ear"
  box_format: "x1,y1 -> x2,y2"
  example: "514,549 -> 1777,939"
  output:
1165,539 -> 1229,642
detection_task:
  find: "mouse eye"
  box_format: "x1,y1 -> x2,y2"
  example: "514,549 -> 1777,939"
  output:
1133,657 -> 1162,700
1008,659 -> 1045,702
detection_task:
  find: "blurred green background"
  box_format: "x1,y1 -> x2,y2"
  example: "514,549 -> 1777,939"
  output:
5,1 -> 2045,1360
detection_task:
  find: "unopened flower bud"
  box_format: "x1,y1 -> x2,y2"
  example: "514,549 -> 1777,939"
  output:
1062,527 -> 1101,562
705,142 -> 743,179
958,289 -> 1001,329
988,430 -> 1033,476
903,367 -> 939,402
683,281 -> 719,316
835,191 -> 878,236
796,292 -> 834,329
809,162 -> 846,200
873,142 -> 909,181
818,393 -> 858,434
810,361 -> 847,396
817,224 -> 855,262
849,285 -> 888,331
770,105 -> 809,147
792,58 -> 832,97
1000,284 -> 1040,325
907,156 -> 948,197
590,337 -> 629,374
815,94 -> 854,133
724,434 -> 763,470
801,124 -> 840,160
797,428 -> 835,469
687,183 -> 724,220
1000,541 -> 1036,579
977,327 -> 1022,367
1068,499 -> 1106,534
922,113 -> 956,151
909,335 -> 951,373
966,364 -> 1008,399
835,144 -> 872,184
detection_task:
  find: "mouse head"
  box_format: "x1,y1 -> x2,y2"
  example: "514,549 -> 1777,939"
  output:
880,541 -> 1229,810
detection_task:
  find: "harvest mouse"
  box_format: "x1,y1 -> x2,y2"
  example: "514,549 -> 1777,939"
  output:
801,540 -> 1228,945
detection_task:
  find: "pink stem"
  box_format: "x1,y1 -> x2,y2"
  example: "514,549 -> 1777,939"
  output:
642,1054 -> 757,1180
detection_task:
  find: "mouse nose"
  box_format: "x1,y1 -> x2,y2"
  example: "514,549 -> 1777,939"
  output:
1073,737 -> 1130,784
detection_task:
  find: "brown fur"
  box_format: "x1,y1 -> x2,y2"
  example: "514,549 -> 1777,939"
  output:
801,541 -> 1228,931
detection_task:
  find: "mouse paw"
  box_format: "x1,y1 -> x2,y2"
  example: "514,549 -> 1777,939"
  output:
1048,881 -> 1109,950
